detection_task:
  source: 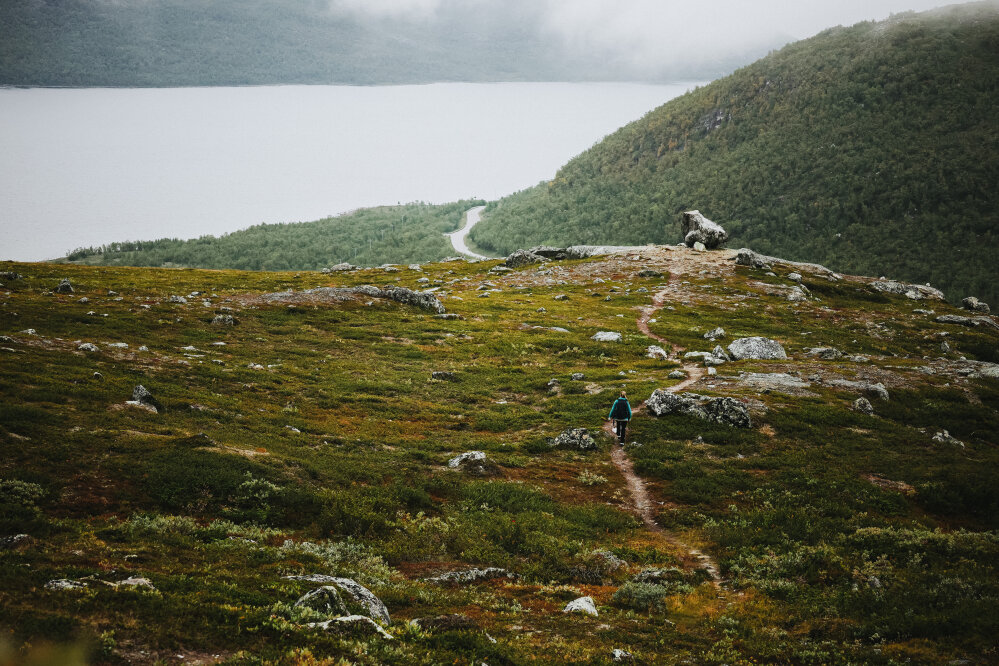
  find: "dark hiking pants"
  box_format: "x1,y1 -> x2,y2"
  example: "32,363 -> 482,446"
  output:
615,420 -> 627,442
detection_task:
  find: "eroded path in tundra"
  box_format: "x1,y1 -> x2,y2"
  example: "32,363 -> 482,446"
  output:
603,266 -> 722,585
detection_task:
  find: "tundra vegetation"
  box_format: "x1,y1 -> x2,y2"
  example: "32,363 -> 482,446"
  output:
1,246 -> 997,664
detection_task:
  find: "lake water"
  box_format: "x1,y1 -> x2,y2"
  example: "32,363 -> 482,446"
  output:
0,82 -> 702,261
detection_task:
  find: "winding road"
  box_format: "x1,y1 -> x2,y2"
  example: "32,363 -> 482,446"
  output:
603,268 -> 722,585
447,206 -> 492,260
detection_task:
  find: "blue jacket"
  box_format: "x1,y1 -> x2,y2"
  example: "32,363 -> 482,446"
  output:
609,397 -> 632,421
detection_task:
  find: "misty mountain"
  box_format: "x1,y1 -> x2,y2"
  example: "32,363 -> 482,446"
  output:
0,0 -> 785,86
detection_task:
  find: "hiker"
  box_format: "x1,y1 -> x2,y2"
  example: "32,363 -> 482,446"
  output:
608,390 -> 632,443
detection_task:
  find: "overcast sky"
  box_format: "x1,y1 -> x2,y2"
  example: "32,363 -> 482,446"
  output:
333,0 -> 963,73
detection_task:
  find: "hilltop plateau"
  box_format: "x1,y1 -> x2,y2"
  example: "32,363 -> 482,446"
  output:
471,2 -> 999,305
1,242 -> 998,664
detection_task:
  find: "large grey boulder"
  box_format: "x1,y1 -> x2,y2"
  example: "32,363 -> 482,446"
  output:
853,397 -> 874,414
738,372 -> 811,392
54,278 -> 74,294
528,246 -> 569,259
322,263 -> 356,273
592,331 -> 622,342
734,248 -> 770,269
936,314 -> 997,329
284,576 -> 390,625
505,249 -> 545,268
646,345 -> 669,360
704,327 -> 726,341
680,211 -> 728,249
727,337 -> 787,361
961,297 -> 990,314
378,286 -> 445,314
646,390 -> 752,428
447,451 -> 499,476
871,280 -> 945,301
550,428 -> 597,450
827,378 -> 889,401
563,596 -> 598,616
805,347 -> 843,360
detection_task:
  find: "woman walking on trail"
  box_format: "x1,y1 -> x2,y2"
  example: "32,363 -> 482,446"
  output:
608,390 -> 632,443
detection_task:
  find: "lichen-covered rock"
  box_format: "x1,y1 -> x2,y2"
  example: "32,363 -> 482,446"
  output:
425,567 -> 515,585
805,347 -> 843,360
505,249 -> 545,268
738,372 -> 811,392
637,268 -> 664,278
646,390 -> 751,428
549,428 -> 597,450
45,579 -> 87,591
431,370 -> 458,382
168,295 -> 188,304
827,379 -> 889,401
322,262 -> 356,273
409,614 -> 478,632
734,248 -> 770,269
727,337 -> 787,361
211,314 -> 237,326
308,615 -> 393,639
131,385 -> 164,412
936,314 -> 998,329
117,577 -> 156,590
295,586 -> 348,616
681,210 -> 728,249
961,297 -> 990,313
932,430 -> 964,447
0,534 -> 32,550
284,576 -> 390,625
646,345 -> 669,360
570,372 -> 585,381
631,567 -> 687,585
378,286 -> 445,314
528,246 -> 569,259
668,370 -> 686,379
54,278 -> 74,294
592,331 -> 622,342
871,280 -> 945,301
704,327 -> 725,341
612,648 -> 634,662
563,596 -> 598,616
853,397 -> 874,414
77,342 -> 99,352
447,451 -> 499,476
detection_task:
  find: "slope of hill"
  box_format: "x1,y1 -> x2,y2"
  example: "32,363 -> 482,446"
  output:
0,0 -> 767,87
470,2 -> 999,304
64,201 -> 483,271
1,245 -> 998,663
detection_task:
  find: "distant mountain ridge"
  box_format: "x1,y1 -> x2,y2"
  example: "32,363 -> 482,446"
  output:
0,0 -> 775,86
470,2 -> 999,304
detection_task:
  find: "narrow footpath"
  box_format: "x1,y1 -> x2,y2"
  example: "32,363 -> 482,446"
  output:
603,267 -> 722,585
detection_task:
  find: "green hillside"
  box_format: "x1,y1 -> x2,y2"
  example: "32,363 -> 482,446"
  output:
65,201 -> 483,271
2,246 -> 998,663
470,2 -> 999,304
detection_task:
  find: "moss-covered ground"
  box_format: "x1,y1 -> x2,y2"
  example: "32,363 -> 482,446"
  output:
1,247 -> 997,664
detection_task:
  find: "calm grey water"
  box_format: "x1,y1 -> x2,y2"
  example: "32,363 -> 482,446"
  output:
0,82 -> 701,261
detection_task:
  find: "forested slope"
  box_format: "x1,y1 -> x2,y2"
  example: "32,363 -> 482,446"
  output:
471,2 -> 999,304
65,201 -> 481,271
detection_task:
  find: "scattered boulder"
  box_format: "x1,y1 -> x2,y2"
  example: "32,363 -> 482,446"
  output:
727,337 -> 787,361
435,313 -> 463,320
425,568 -> 515,585
550,428 -> 597,450
563,596 -> 598,616
570,372 -> 585,381
787,272 -> 802,282
54,278 -> 74,294
932,430 -> 964,448
409,614 -> 478,633
447,451 -> 499,476
637,269 -> 663,278
737,372 -> 811,392
431,371 -> 458,381
592,331 -> 622,342
668,370 -> 686,379
936,314 -> 998,329
827,379 -> 889,401
704,327 -> 725,341
612,648 -> 635,662
322,262 -> 356,273
553,294 -> 569,301
870,280 -> 945,301
211,314 -> 237,326
308,615 -> 392,640
646,390 -> 752,428
692,241 -> 707,252
589,550 -> 626,573
295,586 -> 348,616
853,397 -> 874,415
529,246 -> 569,260
940,341 -> 951,353
0,534 -> 32,550
168,295 -> 188,304
131,385 -> 164,413
117,577 -> 156,590
378,286 -> 446,314
45,579 -> 87,591
284,576 -> 390,625
734,248 -> 770,269
681,210 -> 728,249
77,342 -> 99,352
805,347 -> 843,360
646,345 -> 669,360
961,297 -> 990,314
505,249 -> 545,268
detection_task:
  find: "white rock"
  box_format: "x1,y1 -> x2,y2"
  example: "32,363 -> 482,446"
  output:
448,451 -> 487,469
727,337 -> 787,361
563,596 -> 598,616
592,331 -> 622,342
